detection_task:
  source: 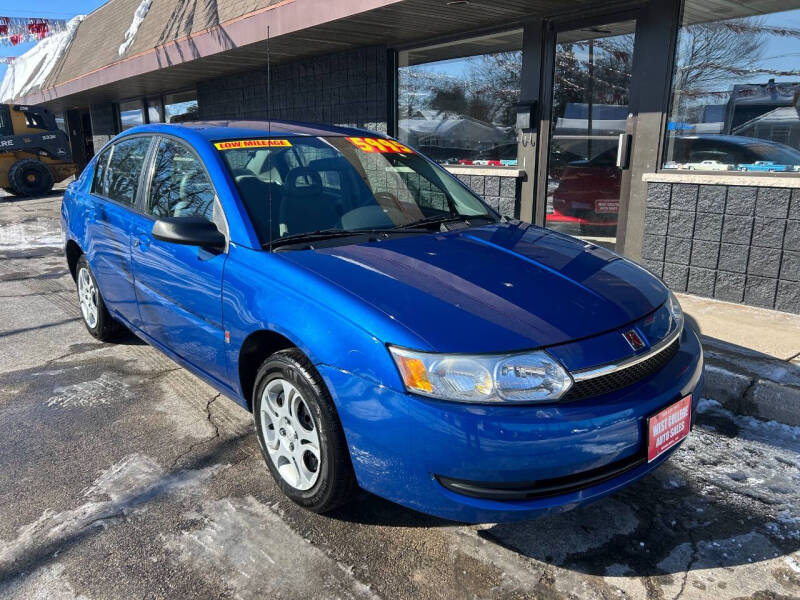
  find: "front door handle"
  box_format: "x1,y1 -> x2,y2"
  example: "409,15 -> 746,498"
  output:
133,230 -> 150,250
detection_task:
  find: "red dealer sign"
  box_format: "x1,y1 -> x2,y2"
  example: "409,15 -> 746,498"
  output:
345,137 -> 414,154
647,395 -> 692,462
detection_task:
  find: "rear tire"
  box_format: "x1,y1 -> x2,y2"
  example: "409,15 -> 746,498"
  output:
253,349 -> 358,513
8,159 -> 54,196
75,255 -> 124,341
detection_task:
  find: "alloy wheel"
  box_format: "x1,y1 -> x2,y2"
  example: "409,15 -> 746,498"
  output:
259,378 -> 321,490
77,267 -> 98,329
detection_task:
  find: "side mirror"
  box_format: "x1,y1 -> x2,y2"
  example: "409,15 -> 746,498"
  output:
151,217 -> 225,249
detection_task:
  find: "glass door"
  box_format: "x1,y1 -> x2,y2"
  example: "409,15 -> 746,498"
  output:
544,20 -> 636,249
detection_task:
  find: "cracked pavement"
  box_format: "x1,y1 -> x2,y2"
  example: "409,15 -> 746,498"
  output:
0,192 -> 799,599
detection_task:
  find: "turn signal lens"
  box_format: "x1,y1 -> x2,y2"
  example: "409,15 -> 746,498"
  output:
388,346 -> 572,403
393,354 -> 433,393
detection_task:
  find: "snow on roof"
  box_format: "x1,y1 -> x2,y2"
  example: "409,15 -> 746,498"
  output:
119,0 -> 153,57
0,16 -> 84,102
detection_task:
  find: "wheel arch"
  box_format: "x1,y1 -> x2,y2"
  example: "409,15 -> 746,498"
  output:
65,239 -> 83,281
238,329 -> 299,411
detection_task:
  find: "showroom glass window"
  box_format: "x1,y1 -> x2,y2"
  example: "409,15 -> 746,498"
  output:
397,31 -> 522,166
119,99 -> 145,131
664,1 -> 800,173
164,90 -> 199,123
146,96 -> 164,123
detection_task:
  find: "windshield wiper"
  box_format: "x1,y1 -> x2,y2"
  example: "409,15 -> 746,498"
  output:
269,227 -> 419,249
391,213 -> 492,231
269,229 -> 366,248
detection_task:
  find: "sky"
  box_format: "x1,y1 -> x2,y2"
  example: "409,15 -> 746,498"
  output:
0,0 -> 107,80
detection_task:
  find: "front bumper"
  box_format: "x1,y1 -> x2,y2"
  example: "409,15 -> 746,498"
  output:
319,327 -> 704,523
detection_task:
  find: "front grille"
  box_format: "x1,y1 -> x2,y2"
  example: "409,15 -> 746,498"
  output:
565,337 -> 680,401
436,451 -> 647,501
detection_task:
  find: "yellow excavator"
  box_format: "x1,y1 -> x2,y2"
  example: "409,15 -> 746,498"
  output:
0,104 -> 77,196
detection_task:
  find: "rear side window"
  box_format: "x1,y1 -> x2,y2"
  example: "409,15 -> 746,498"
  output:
147,138 -> 215,220
100,136 -> 152,206
91,148 -> 112,196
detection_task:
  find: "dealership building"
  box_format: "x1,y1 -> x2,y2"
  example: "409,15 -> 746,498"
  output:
8,0 -> 800,314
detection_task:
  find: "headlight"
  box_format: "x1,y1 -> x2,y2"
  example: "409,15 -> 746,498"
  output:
388,347 -> 572,403
666,290 -> 684,332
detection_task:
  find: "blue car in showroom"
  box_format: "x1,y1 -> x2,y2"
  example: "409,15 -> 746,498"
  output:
61,121 -> 703,523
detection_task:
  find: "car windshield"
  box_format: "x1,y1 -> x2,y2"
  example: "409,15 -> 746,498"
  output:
216,135 -> 494,246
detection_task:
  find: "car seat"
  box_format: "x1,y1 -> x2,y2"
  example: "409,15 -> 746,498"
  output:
279,167 -> 341,236
235,175 -> 283,242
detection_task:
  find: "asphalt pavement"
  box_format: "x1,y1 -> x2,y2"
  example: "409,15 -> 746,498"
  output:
0,192 -> 799,600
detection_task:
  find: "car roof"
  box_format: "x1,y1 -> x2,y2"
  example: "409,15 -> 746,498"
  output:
128,120 -> 383,141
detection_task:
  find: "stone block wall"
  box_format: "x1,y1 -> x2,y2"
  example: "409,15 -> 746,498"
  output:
641,182 -> 800,314
450,172 -> 521,219
197,46 -> 389,133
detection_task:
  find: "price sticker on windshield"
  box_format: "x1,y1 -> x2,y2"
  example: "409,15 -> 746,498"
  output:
346,137 -> 414,154
214,139 -> 292,150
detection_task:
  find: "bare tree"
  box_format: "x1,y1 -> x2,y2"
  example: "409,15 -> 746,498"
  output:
671,18 -> 766,119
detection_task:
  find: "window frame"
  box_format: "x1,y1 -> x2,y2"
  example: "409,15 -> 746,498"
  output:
138,134 -> 229,247
89,134 -> 155,211
0,105 -> 12,136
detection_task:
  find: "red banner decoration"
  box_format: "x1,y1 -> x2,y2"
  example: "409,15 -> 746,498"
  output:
0,16 -> 68,46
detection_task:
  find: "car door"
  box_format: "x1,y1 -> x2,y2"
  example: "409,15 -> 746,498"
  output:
129,135 -> 230,384
88,135 -> 153,325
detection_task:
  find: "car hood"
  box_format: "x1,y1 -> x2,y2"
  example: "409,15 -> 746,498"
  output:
279,222 -> 668,353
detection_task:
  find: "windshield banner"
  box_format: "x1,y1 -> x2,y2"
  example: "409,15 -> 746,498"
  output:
214,139 -> 292,150
346,137 -> 414,154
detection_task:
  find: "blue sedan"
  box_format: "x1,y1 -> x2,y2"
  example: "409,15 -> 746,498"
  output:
61,121 -> 703,523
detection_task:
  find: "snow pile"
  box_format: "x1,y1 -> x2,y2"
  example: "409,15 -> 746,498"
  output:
119,0 -> 153,57
0,16 -> 84,102
0,217 -> 62,251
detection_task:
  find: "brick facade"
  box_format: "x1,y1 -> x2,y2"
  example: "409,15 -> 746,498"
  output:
197,46 -> 389,134
641,182 -> 800,314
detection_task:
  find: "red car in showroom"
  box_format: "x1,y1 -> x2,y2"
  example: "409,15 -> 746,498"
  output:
549,147 -> 619,235
550,134 -> 800,235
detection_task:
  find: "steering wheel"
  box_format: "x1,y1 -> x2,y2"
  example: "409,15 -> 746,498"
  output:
373,191 -> 402,212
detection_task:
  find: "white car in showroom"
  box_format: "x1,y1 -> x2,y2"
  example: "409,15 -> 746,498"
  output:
683,159 -> 731,171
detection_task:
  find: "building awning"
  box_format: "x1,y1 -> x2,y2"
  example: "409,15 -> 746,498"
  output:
12,0 -> 549,110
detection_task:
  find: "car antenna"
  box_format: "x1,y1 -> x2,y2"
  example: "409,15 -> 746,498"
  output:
266,24 -> 273,251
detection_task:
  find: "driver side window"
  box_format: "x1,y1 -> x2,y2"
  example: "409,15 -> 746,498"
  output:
147,138 -> 216,221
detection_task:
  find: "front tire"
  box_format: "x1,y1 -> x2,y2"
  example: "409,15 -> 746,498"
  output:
253,349 -> 357,513
8,159 -> 54,196
75,255 -> 123,341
